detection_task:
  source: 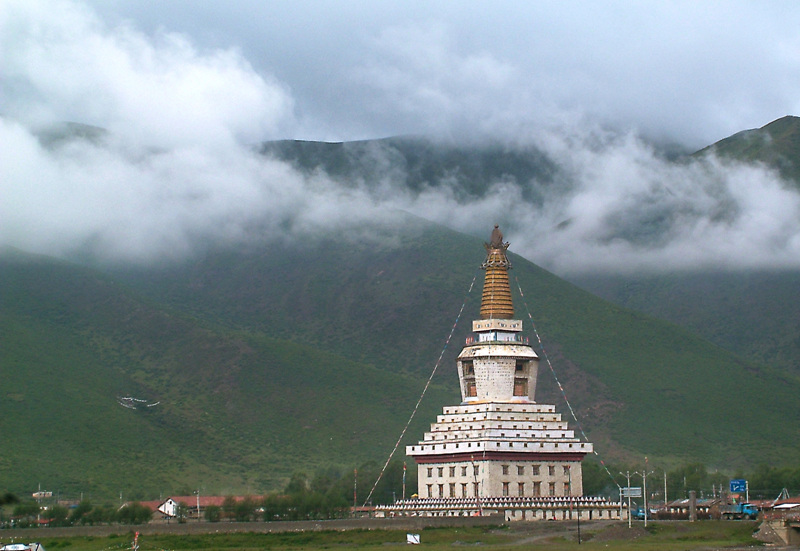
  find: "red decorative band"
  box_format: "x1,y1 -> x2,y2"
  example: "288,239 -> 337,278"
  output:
409,451 -> 587,464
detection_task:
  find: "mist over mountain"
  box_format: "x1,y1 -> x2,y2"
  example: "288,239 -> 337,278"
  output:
5,0 -> 800,275
5,99 -> 800,501
5,114 -> 800,278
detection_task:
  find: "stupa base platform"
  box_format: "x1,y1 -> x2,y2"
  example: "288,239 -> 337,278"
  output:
375,496 -> 624,521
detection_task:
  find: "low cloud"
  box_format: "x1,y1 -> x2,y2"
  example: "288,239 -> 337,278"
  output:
1,0 -> 294,148
511,132 -> 800,274
390,127 -> 800,274
3,0 -> 800,274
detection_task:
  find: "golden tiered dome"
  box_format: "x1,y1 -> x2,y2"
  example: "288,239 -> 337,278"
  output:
479,225 -> 514,319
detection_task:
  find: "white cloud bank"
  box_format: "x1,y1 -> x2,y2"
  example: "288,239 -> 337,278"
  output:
3,0 -> 800,274
1,0 -> 293,148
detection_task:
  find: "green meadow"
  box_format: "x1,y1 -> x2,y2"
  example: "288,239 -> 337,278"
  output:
9,521 -> 761,551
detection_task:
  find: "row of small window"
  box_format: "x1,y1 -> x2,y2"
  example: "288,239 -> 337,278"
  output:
463,379 -> 529,397
461,360 -> 529,376
434,431 -> 568,439
427,464 -> 569,478
442,406 -> 555,415
426,481 -> 570,498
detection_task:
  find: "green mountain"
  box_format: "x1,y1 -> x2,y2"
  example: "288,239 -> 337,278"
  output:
4,220 -> 800,501
259,136 -> 563,203
695,115 -> 800,185
260,123 -> 800,391
571,115 -> 800,379
568,270 -> 800,378
0,245 -> 453,499
6,116 -> 800,501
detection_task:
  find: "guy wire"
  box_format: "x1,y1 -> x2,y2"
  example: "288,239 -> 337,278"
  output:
514,275 -> 620,488
362,271 -> 479,507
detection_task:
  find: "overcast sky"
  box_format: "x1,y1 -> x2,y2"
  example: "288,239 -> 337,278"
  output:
9,0 -> 800,145
3,0 -> 800,272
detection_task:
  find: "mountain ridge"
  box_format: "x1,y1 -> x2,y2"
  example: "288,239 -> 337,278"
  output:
695,115 -> 800,185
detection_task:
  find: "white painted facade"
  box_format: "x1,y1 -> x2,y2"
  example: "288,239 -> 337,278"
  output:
407,402 -> 590,499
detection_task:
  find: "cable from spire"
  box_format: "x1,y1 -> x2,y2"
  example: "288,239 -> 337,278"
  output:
513,275 -> 620,489
362,270 -> 480,507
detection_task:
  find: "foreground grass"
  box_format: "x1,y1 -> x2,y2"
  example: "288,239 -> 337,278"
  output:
6,521 -> 762,551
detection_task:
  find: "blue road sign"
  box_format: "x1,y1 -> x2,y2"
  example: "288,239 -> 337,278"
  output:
730,479 -> 746,493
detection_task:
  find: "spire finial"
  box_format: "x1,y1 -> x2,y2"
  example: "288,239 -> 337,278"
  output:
479,225 -> 514,319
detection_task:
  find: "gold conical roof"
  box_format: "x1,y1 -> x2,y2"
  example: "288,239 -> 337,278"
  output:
479,225 -> 514,319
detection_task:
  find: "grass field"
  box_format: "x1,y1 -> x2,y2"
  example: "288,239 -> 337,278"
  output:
4,521 -> 762,551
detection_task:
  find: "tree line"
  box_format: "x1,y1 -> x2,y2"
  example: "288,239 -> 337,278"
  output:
582,460 -> 800,501
1,499 -> 153,528
3,460 -> 798,527
0,460 -> 409,527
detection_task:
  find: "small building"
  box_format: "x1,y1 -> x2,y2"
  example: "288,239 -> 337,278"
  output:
766,497 -> 800,520
666,497 -> 719,517
138,495 -> 259,520
157,496 -> 227,518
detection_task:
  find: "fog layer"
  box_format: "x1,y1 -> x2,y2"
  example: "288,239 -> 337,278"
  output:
3,0 -> 800,274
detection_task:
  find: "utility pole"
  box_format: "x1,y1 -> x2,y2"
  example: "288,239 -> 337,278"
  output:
402,462 -> 406,501
568,467 -> 581,544
470,455 -> 484,517
353,469 -> 358,517
620,470 -> 633,528
636,458 -> 655,528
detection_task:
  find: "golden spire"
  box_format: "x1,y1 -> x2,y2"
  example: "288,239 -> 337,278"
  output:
479,225 -> 514,319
